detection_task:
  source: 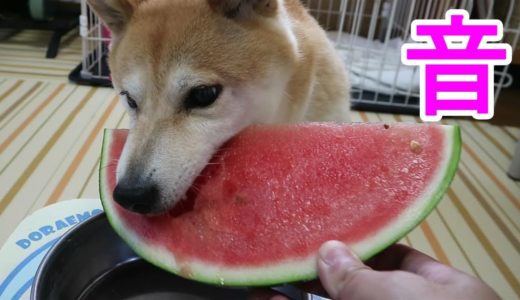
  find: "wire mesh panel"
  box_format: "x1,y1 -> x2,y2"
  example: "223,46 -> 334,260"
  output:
489,0 -> 520,103
302,0 -> 520,114
72,0 -> 111,86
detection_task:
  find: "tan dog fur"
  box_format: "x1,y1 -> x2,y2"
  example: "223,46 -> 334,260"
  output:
89,0 -> 350,213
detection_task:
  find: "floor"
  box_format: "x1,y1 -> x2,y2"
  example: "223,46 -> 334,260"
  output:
0,30 -> 519,299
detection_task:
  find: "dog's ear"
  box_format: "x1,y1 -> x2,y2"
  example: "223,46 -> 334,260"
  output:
87,0 -> 134,34
208,0 -> 278,19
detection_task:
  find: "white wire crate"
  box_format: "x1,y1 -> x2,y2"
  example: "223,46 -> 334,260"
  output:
302,0 -> 520,114
72,0 -> 520,113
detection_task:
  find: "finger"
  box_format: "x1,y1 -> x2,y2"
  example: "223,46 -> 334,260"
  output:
368,244 -> 463,285
399,246 -> 463,284
366,244 -> 440,273
247,289 -> 288,300
318,241 -> 439,300
317,241 -> 373,299
365,244 -> 418,270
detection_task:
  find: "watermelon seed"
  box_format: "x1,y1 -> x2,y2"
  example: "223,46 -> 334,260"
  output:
234,195 -> 246,205
384,124 -> 390,129
410,140 -> 422,154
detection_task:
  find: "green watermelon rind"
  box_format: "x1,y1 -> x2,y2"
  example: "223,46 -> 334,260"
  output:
355,125 -> 461,261
99,125 -> 461,287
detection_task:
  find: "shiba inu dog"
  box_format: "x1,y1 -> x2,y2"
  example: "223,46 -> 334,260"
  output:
89,0 -> 351,214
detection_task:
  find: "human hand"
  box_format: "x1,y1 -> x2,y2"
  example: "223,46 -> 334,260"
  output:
317,241 -> 500,300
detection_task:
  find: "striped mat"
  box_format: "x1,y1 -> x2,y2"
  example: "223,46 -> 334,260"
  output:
0,30 -> 520,299
0,30 -> 81,80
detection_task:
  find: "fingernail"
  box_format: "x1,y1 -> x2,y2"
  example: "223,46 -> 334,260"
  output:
319,240 -> 358,266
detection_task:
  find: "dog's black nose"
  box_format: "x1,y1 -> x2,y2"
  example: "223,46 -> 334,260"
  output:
113,182 -> 159,214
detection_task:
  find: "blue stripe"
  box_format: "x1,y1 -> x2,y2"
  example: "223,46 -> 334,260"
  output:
12,277 -> 33,300
0,238 -> 59,296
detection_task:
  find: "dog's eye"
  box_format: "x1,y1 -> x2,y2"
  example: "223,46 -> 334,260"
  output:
185,85 -> 223,109
120,91 -> 138,110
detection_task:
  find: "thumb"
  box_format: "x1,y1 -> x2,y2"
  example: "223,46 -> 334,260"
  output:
317,241 -> 381,300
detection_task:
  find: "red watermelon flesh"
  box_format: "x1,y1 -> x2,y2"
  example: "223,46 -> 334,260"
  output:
100,123 -> 461,286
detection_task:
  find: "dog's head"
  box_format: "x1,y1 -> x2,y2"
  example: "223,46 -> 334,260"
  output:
89,0 -> 298,214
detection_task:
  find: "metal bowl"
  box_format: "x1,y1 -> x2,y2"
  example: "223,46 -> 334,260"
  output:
31,213 -> 308,300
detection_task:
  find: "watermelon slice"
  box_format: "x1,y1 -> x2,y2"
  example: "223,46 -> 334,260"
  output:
99,123 -> 461,287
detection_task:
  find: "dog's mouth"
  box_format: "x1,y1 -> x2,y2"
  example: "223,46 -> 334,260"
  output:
162,157 -> 220,217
